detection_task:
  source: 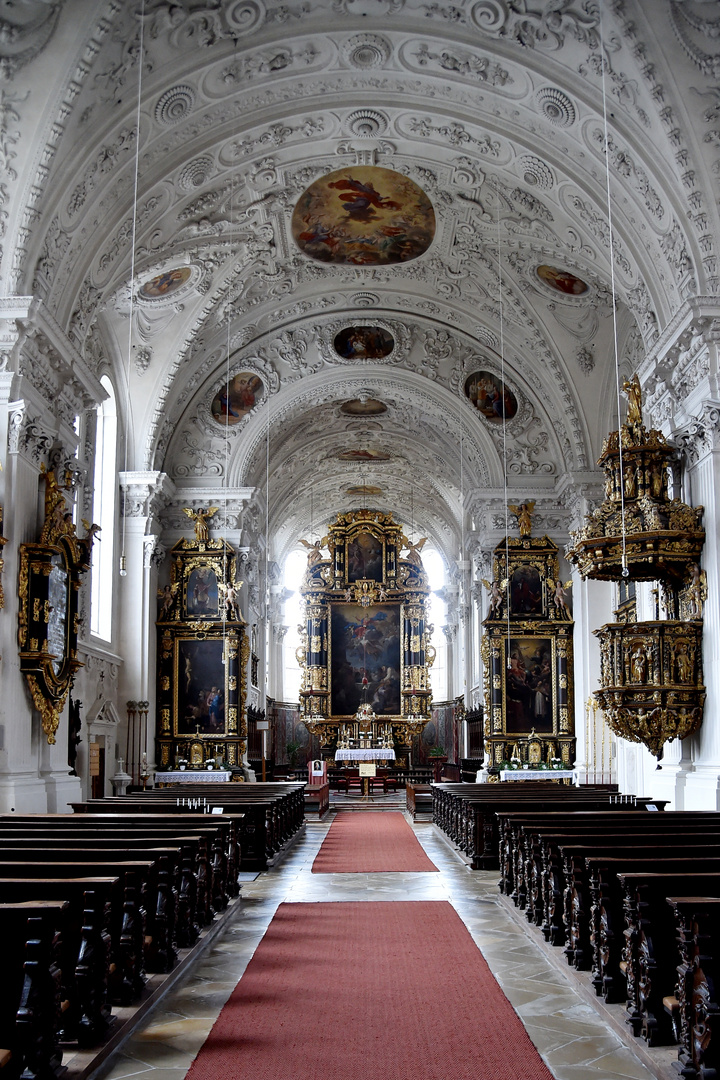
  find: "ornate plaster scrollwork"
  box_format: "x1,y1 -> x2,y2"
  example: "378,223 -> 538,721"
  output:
471,1 -> 600,51
675,405 -> 720,467
0,2 -> 63,79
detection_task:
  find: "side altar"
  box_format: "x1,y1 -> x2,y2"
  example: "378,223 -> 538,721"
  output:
481,504 -> 576,771
297,509 -> 435,763
155,508 -> 248,773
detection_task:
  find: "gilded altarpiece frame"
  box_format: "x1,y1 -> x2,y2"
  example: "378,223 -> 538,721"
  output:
155,535 -> 247,770
18,470 -> 98,744
482,533 -> 575,768
297,510 -> 434,758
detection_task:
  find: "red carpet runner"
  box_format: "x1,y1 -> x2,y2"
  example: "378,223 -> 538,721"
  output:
311,810 -> 438,873
185,901 -> 554,1080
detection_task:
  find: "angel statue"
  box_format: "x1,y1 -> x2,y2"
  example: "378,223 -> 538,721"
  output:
400,535 -> 428,568
157,581 -> 179,618
219,580 -> 244,622
482,578 -> 504,618
549,578 -> 573,618
299,536 -> 330,566
509,501 -> 535,538
182,506 -> 219,543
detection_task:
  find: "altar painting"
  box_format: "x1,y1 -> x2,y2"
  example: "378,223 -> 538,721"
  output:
176,638 -> 226,736
330,602 -> 401,716
510,562 -> 544,617
505,636 -> 554,734
186,566 -> 219,618
292,166 -> 435,266
347,531 -> 383,582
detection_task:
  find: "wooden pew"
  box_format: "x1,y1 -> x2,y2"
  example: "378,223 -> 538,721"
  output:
0,902 -> 67,1080
406,783 -> 433,821
616,872 -> 720,1047
0,880 -> 119,1047
666,896 -> 720,1080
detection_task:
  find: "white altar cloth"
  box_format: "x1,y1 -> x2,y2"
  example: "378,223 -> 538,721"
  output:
335,749 -> 396,761
155,770 -> 233,783
499,769 -> 577,783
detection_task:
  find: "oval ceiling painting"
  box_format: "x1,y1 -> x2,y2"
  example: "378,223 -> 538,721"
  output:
211,373 -> 263,426
465,371 -> 518,424
140,266 -> 192,298
336,448 -> 392,462
536,264 -> 589,296
335,326 -> 394,360
341,398 -> 388,416
346,485 -> 384,498
292,166 -> 435,265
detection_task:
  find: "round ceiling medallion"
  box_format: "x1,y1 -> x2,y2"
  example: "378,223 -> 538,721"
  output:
292,166 -> 435,266
140,266 -> 192,298
341,398 -> 388,416
536,264 -> 589,296
342,33 -> 391,68
345,109 -> 389,138
155,84 -> 195,125
334,326 -> 394,360
465,371 -> 518,423
536,86 -> 576,127
180,155 -> 214,190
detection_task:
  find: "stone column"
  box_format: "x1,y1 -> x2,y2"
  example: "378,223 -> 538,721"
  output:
117,471 -> 175,784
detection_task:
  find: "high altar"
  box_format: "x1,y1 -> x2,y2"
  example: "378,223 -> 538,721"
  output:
296,510 -> 435,763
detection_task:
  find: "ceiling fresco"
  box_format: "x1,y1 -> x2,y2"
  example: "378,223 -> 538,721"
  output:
2,0 -> 718,577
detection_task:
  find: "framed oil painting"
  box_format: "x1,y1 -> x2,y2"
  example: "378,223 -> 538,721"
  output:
330,602 -> 401,716
175,638 -> 227,736
334,326 -> 394,360
465,371 -> 518,423
347,531 -> 384,582
141,266 -> 191,298
211,373 -> 263,426
536,264 -> 589,296
510,562 -> 544,617
505,636 -> 554,734
186,565 -> 219,619
291,165 -> 435,266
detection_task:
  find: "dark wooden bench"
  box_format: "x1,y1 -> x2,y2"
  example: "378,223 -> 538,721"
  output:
406,783 -> 433,821
666,896 -> 720,1080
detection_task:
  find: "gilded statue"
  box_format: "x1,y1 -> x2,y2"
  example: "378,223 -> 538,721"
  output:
400,535 -> 428,567
509,501 -> 535,538
299,537 -> 330,565
622,374 -> 643,427
182,506 -> 219,543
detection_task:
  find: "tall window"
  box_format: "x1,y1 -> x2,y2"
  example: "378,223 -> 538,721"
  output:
281,549 -> 307,703
90,376 -> 117,641
422,547 -> 448,702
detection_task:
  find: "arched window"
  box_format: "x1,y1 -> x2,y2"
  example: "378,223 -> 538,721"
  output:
90,376 -> 117,641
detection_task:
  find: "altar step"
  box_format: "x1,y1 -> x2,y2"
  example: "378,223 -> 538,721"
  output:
329,791 -> 407,812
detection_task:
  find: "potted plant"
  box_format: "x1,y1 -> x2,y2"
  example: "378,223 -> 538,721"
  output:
428,745 -> 448,781
286,741 -> 300,771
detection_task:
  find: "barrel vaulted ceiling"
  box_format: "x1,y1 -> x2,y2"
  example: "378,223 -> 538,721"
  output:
3,0 -> 719,564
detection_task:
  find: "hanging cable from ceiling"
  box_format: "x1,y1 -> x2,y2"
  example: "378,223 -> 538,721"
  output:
495,187 -> 512,666
599,6 -> 629,579
119,0 -> 146,577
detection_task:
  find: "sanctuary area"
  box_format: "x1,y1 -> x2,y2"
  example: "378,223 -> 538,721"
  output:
0,2 -> 720,1079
